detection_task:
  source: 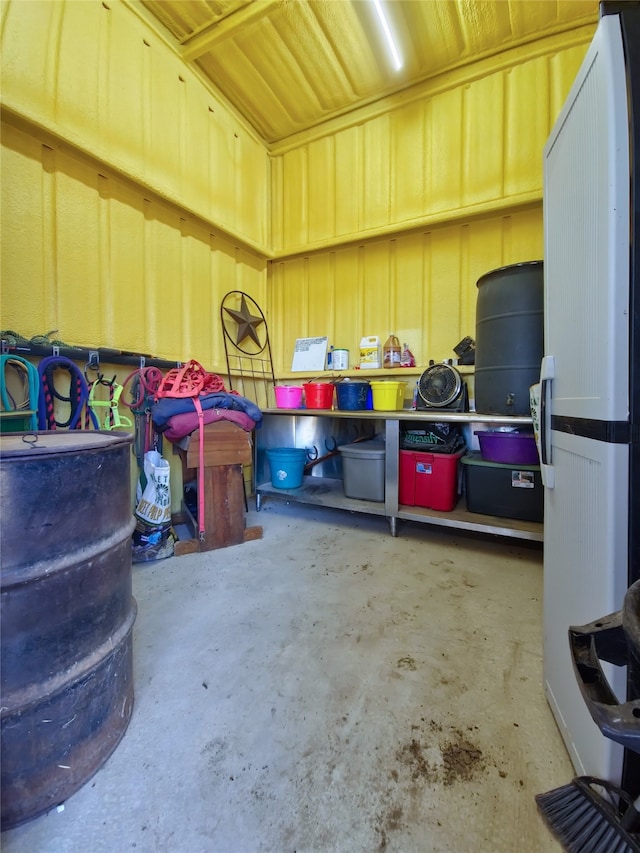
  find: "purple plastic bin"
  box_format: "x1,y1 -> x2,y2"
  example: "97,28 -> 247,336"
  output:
474,430 -> 539,465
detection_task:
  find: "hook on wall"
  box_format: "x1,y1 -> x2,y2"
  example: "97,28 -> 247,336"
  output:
84,351 -> 100,381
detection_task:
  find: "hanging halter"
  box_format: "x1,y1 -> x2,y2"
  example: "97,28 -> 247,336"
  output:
0,355 -> 39,430
86,374 -> 133,431
154,360 -> 226,400
121,366 -> 164,470
122,366 -> 164,415
38,356 -> 99,430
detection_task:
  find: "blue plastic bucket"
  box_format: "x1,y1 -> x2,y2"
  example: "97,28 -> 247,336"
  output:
266,448 -> 307,489
335,380 -> 370,411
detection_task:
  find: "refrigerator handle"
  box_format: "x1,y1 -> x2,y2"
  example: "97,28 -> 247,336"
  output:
539,355 -> 555,489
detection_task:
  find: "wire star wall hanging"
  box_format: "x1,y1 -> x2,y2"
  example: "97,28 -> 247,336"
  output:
223,293 -> 265,347
220,291 -> 275,410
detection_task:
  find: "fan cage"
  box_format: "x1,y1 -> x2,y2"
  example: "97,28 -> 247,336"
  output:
418,364 -> 462,408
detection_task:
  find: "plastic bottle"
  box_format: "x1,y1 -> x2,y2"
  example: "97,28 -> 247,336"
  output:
359,336 -> 380,368
383,335 -> 401,368
400,342 -> 416,368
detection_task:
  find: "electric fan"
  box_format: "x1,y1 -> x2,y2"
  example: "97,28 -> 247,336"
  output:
416,363 -> 468,411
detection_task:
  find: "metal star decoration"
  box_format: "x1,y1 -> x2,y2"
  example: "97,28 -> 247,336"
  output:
223,294 -> 265,346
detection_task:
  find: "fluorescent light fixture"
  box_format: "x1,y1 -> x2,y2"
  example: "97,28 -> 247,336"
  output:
372,0 -> 403,71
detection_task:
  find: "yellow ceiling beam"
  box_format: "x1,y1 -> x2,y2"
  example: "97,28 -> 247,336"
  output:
180,0 -> 284,60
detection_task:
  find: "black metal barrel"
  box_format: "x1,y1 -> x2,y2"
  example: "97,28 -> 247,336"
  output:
0,430 -> 137,830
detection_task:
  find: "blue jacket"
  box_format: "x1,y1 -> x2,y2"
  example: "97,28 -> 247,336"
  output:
152,391 -> 262,430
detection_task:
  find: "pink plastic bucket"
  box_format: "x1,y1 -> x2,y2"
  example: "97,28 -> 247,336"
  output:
274,385 -> 303,409
303,382 -> 334,409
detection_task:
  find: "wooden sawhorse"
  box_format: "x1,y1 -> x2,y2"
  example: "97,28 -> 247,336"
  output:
174,420 -> 262,554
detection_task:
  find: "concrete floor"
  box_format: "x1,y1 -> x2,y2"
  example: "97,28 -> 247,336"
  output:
2,499 -> 571,852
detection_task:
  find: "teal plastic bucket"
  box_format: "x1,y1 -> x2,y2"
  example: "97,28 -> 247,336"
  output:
266,448 -> 307,489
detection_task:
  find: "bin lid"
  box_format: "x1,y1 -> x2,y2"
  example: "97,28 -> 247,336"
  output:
461,452 -> 540,471
338,440 -> 385,458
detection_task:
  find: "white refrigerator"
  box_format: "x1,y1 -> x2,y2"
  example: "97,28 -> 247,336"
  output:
541,2 -> 640,794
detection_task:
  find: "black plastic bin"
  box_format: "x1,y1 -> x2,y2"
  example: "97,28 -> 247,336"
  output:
461,452 -> 543,522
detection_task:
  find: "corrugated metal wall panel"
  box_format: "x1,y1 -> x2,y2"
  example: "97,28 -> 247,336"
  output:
56,1 -> 104,133
428,227 -> 465,359
362,115 -> 392,230
361,241 -> 392,338
236,133 -> 272,248
393,233 -> 428,347
462,72 -> 505,207
335,127 -> 361,238
281,147 -> 308,249
103,181 -> 147,349
504,56 -> 550,197
147,49 -> 187,197
548,42 -> 592,126
54,158 -> 105,347
1,128 -> 48,326
268,210 -> 542,374
271,33 -> 592,253
393,100 -> 429,226
101,0 -> 147,177
1,1 -> 60,126
428,88 -> 465,216
0,120 -> 267,367
307,136 -> 336,243
0,0 -> 269,254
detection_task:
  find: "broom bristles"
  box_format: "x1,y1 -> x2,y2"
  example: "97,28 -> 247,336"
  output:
535,777 -> 640,853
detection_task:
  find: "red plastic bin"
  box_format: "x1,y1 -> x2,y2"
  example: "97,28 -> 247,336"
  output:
399,449 -> 465,511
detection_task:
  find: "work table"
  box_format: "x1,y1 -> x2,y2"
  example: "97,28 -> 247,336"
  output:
254,408 -> 542,542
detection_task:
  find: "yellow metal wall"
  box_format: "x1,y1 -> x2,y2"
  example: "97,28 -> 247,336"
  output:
269,207 -> 542,372
267,29 -> 592,374
270,31 -> 591,251
1,0 -> 593,378
0,0 -> 595,510
1,118 -> 269,366
1,0 -> 269,368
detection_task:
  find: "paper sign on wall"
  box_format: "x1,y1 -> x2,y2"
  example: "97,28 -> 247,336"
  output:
291,337 -> 328,372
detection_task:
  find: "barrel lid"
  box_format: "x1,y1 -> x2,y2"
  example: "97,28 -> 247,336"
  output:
476,260 -> 543,287
0,429 -> 133,457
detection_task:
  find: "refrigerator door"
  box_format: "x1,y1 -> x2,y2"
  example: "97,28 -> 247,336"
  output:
542,12 -> 630,783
